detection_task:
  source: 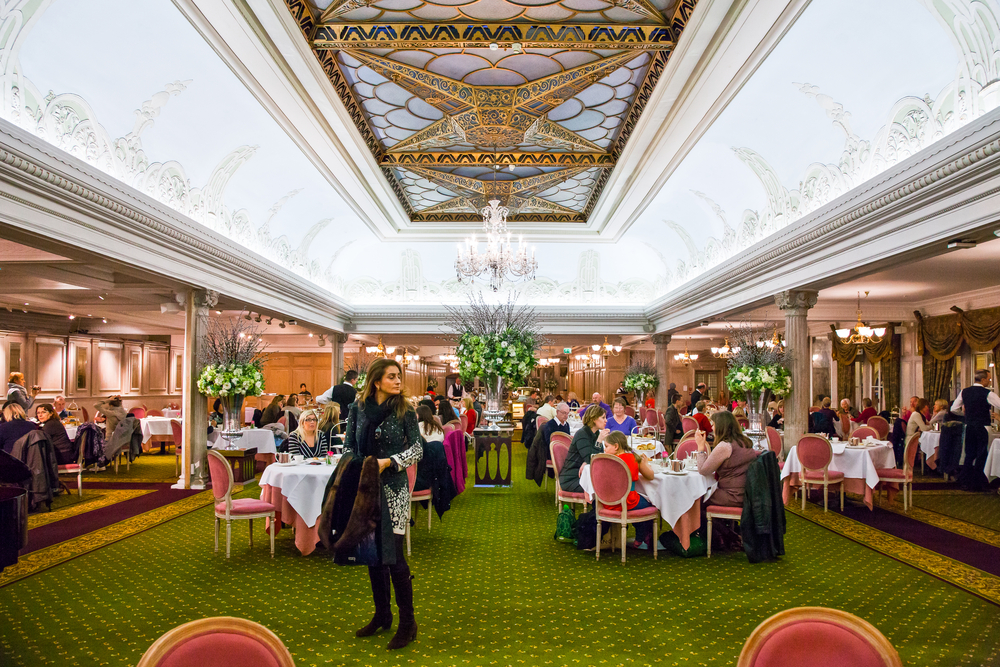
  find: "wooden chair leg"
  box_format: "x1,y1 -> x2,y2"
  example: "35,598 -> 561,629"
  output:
653,518 -> 659,560
596,520 -> 601,561
801,482 -> 807,511
214,517 -> 219,552
621,524 -> 627,564
249,518 -> 253,549
823,483 -> 829,512
707,517 -> 713,558
428,499 -> 432,530
226,520 -> 232,559
839,483 -> 843,511
269,513 -> 275,558
77,470 -> 83,496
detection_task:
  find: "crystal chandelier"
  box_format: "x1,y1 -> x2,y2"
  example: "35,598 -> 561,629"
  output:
455,199 -> 537,291
711,338 -> 740,358
836,291 -> 886,345
365,336 -> 395,358
674,340 -> 698,365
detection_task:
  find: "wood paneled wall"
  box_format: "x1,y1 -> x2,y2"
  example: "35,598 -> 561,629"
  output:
1,331 -> 183,413
261,353 -> 332,398
567,352 -> 630,402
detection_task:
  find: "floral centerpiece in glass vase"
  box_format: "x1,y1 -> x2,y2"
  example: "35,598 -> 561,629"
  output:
197,315 -> 268,448
447,293 -> 543,429
724,321 -> 791,442
623,359 -> 659,407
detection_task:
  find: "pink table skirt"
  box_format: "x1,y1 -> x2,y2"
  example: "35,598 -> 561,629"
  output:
259,483 -> 322,556
781,474 -> 897,510
443,432 -> 467,494
673,499 -> 703,550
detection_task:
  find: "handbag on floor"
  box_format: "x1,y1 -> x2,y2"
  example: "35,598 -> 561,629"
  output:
574,510 -> 597,550
554,505 -> 576,543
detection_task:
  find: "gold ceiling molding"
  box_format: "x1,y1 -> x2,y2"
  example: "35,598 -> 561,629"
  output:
280,0 -> 699,223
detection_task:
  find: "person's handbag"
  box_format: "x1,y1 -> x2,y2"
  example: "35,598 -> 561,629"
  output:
554,504 -> 577,543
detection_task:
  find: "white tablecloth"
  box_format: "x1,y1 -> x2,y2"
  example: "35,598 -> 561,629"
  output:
919,431 -> 940,461
64,424 -> 78,441
140,416 -> 177,443
259,462 -> 338,528
580,464 -> 717,528
161,409 -> 181,419
984,438 -> 1000,481
209,428 -> 277,455
781,442 -> 895,491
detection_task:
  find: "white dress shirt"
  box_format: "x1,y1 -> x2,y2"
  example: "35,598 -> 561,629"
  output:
950,385 -> 1000,412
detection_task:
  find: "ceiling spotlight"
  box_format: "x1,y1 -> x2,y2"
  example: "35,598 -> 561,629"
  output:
22,310 -> 26,313
288,319 -> 296,326
489,42 -> 498,50
68,315 -> 75,320
215,310 -> 222,315
308,333 -> 313,338
23,302 -> 28,306
244,312 -> 252,320
254,314 -> 262,322
102,318 -> 107,324
947,239 -> 977,249
266,317 -> 273,325
98,295 -> 105,300
87,314 -> 92,317
279,321 -> 286,329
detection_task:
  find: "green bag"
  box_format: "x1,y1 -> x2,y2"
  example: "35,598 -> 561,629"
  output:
555,505 -> 577,543
659,530 -> 707,558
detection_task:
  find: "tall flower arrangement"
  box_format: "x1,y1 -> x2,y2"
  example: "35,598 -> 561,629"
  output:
446,293 -> 543,387
723,321 -> 791,397
197,315 -> 268,399
623,359 -> 659,400
345,349 -> 375,393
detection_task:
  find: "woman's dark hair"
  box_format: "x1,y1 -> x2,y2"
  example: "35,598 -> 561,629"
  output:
438,399 -> 459,424
213,398 -> 222,412
915,397 -> 929,414
360,358 -> 411,420
419,398 -> 436,412
710,410 -> 753,449
287,394 -> 298,407
268,395 -> 284,408
417,405 -> 442,436
108,397 -> 122,408
36,403 -> 56,420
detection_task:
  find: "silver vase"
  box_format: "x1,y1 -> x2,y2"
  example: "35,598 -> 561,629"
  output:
483,376 -> 506,430
219,393 -> 245,449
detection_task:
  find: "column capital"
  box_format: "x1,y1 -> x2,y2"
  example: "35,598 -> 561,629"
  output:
774,290 -> 818,314
174,289 -> 219,309
334,333 -> 349,344
651,334 -> 672,346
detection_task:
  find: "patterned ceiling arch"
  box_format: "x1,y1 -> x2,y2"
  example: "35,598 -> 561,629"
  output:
283,0 -> 696,223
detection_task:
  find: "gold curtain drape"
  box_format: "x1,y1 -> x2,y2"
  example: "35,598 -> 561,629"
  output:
923,355 -> 956,402
837,358 -> 855,405
915,306 -> 1000,400
882,332 -> 902,411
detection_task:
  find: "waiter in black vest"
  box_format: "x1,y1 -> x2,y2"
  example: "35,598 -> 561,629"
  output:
951,369 -> 1000,491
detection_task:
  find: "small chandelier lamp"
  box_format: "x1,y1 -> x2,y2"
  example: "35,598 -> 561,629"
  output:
394,349 -> 420,366
836,291 -> 886,345
674,340 -> 699,365
366,336 -> 396,358
591,336 -> 622,358
711,338 -> 740,359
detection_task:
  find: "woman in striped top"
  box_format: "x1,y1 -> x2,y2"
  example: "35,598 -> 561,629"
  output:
287,409 -> 331,458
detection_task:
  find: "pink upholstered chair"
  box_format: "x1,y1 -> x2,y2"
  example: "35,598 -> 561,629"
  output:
136,616 -> 295,667
405,463 -> 433,556
460,412 -> 468,433
624,406 -> 636,418
129,406 -> 147,419
674,439 -> 698,461
643,410 -> 658,428
852,426 -> 879,440
866,416 -> 890,440
638,405 -> 647,423
591,453 -> 659,563
207,450 -> 275,558
550,434 -> 587,511
797,434 -> 844,512
147,409 -> 164,417
681,416 -> 699,435
171,419 -> 184,477
657,411 -> 666,435
444,419 -> 461,436
765,427 -> 783,464
277,415 -> 287,429
58,432 -> 86,497
535,415 -> 548,430
705,504 -> 742,558
737,606 -> 902,667
876,433 -> 919,511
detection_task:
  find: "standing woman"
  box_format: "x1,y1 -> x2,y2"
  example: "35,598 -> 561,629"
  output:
344,358 -> 423,650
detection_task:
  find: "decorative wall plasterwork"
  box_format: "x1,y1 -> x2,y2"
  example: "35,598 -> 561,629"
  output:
335,249 -> 658,304
648,0 -> 1000,292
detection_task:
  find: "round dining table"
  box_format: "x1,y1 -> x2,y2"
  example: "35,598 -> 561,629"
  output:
781,439 -> 896,510
259,459 -> 339,555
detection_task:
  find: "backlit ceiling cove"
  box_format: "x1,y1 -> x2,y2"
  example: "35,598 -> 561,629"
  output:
283,0 -> 696,223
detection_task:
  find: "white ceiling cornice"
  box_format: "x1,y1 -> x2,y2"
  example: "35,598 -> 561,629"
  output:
173,0 -> 409,239
348,306 -> 652,335
642,108 -> 1000,333
0,119 -> 353,332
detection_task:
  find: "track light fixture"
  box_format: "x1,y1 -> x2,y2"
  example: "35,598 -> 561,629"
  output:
266,317 -> 273,325
279,321 -> 286,329
244,312 -> 252,321
254,313 -> 262,323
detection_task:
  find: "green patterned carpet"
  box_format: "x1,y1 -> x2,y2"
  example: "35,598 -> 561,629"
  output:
911,490 -> 1000,532
2,448 -> 999,666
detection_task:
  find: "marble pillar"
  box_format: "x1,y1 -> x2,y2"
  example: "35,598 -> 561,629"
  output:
173,288 -> 217,490
775,290 -> 818,451
653,334 -> 671,409
331,333 -> 348,390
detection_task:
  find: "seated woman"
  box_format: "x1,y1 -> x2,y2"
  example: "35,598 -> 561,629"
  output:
600,431 -> 656,548
929,399 -> 950,425
286,409 -> 331,458
694,410 -> 759,508
558,404 -> 610,494
462,397 -> 478,434
415,405 -> 447,494
566,392 -> 580,409
417,405 -> 444,444
318,402 -> 342,439
209,398 -> 225,429
36,403 -> 75,465
438,397 -> 460,428
905,398 -> 932,439
767,401 -> 784,429
0,402 -> 38,453
606,397 -> 638,436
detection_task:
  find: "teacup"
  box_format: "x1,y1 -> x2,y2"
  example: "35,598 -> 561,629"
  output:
670,459 -> 684,473
278,452 -> 291,464
291,454 -> 305,462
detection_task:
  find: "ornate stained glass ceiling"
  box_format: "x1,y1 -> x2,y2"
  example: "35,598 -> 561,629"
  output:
282,0 -> 696,223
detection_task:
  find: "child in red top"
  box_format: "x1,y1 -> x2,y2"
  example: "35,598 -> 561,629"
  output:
601,432 -> 657,549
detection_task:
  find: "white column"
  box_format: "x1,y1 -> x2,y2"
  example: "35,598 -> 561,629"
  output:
652,334 -> 671,408
775,290 -> 818,450
331,333 -> 348,390
173,288 -> 217,490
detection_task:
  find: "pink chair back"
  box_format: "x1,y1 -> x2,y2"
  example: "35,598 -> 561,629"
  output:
902,433 -> 920,473
170,419 -> 183,443
277,416 -> 287,429
737,606 -> 902,667
852,426 -> 878,440
207,450 -> 234,503
643,410 -> 658,427
147,409 -> 163,417
550,430 -> 572,450
624,406 -> 635,418
590,454 -> 630,508
551,440 -> 570,475
137,616 -> 296,667
638,406 -> 647,423
867,416 -> 890,440
460,412 -> 468,433
797,435 -> 833,471
657,411 -> 666,432
406,463 -> 417,495
442,422 -> 458,436
535,415 -> 548,430
129,407 -> 147,419
765,426 -> 782,457
681,416 -> 698,434
675,439 -> 697,460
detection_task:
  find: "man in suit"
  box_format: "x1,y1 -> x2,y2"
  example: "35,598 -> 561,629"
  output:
666,383 -> 680,407
952,369 -> 1000,491
688,383 -> 706,415
320,370 -> 359,414
663,393 -> 686,451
